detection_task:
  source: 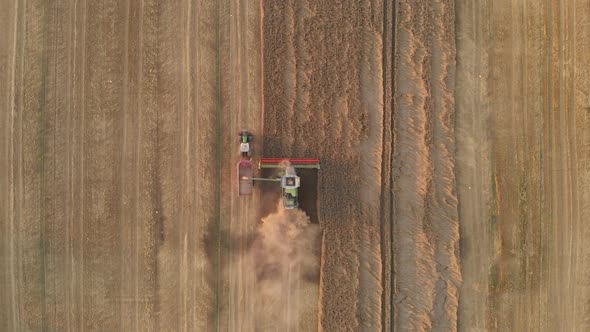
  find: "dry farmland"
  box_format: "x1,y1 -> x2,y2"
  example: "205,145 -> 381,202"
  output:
1,0 -> 589,331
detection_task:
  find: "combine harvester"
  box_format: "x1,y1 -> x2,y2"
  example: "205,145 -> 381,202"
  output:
237,129 -> 320,209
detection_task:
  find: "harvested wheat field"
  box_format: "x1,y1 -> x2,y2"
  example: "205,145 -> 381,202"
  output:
1,0 -> 590,331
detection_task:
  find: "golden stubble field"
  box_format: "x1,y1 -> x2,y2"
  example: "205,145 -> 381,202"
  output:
1,0 -> 589,331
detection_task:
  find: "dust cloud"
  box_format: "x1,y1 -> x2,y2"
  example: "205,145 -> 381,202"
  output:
250,201 -> 321,331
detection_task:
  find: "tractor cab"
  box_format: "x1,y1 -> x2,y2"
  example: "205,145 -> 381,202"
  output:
280,167 -> 301,209
238,129 -> 252,157
281,167 -> 300,189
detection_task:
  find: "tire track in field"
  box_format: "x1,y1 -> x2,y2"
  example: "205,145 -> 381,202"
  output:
523,2 -> 548,329
38,0 -> 48,326
555,0 -> 572,327
45,1 -> 74,328
65,3 -> 75,326
552,0 -> 579,328
540,0 -> 555,328
77,1 -> 87,329
233,0 -> 243,325
543,0 -> 563,329
555,0 -> 571,324
217,0 -> 236,329
14,0 -> 25,326
214,0 -> 223,329
516,1 -> 540,326
564,0 -> 580,327
45,2 -> 56,329
246,1 -> 263,329
62,1 -> 76,329
179,0 -> 191,328
1,0 -> 15,328
380,0 -> 394,330
118,0 -> 137,330
222,0 -> 238,328
1,0 -> 20,330
573,1 -> 590,330
538,1 -> 552,327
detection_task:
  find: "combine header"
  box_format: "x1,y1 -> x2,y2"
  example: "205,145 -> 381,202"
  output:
259,158 -> 321,169
259,158 -> 320,209
237,130 -> 320,209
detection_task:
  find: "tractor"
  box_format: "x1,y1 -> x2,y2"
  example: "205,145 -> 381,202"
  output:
239,129 -> 252,158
